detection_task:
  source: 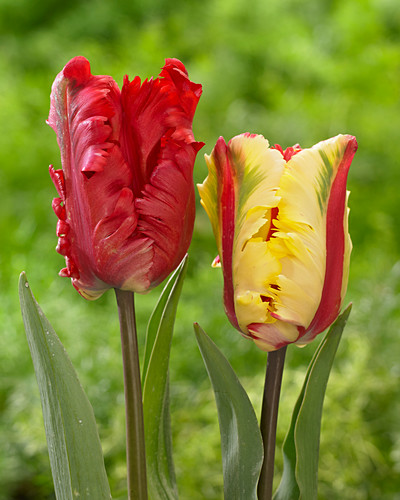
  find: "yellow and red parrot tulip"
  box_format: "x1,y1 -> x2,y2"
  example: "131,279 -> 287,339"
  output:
198,133 -> 357,351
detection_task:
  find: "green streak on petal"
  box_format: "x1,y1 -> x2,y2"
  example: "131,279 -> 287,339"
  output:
316,149 -> 334,213
237,161 -> 269,229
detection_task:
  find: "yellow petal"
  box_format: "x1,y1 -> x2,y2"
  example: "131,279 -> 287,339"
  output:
234,238 -> 281,332
269,134 -> 353,328
199,151 -> 221,255
229,134 -> 285,255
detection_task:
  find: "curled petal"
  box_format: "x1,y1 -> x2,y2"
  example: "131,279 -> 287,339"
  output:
160,58 -> 203,139
136,139 -> 198,288
270,135 -> 357,345
48,56 -> 132,297
56,236 -> 70,257
199,134 -> 286,330
49,166 -> 65,198
298,135 -> 357,343
199,136 -> 239,329
120,59 -> 203,197
56,220 -> 69,237
51,197 -> 66,220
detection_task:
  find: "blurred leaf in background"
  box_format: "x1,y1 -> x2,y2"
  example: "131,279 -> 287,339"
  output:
1,0 -> 400,498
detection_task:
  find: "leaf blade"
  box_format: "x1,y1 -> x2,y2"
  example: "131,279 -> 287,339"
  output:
194,323 -> 263,500
273,304 -> 351,500
295,304 -> 351,499
142,256 -> 189,500
19,272 -> 111,500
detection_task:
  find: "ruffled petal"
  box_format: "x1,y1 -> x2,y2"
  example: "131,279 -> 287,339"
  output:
48,56 -> 135,298
299,135 -> 357,342
119,59 -> 203,288
198,134 -> 285,330
199,137 -> 239,329
120,59 -> 203,198
135,138 -> 198,288
229,134 -> 286,333
268,135 -> 356,340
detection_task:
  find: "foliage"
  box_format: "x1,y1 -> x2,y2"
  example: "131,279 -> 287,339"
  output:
1,0 -> 400,498
19,273 -> 111,499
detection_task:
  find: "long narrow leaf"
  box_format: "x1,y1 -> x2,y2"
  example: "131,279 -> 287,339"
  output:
274,304 -> 352,500
142,266 -> 179,386
194,324 -> 263,500
19,272 -> 111,500
142,256 -> 188,500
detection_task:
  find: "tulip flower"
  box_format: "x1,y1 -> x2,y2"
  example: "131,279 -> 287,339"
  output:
198,133 -> 357,351
48,56 -> 203,299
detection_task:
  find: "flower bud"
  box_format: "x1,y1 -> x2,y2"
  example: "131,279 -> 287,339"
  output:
198,133 -> 357,351
48,57 -> 203,299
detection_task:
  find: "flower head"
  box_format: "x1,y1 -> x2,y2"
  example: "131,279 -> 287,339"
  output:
48,56 -> 203,299
198,133 -> 357,351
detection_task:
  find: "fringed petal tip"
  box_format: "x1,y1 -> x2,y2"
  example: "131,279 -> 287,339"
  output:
159,58 -> 203,116
235,132 -> 259,140
49,166 -> 65,199
51,197 -> 66,220
211,255 -> 221,268
193,140 -> 206,152
163,58 -> 188,76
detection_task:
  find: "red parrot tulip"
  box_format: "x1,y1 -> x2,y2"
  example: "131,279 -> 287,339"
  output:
198,133 -> 357,351
48,56 -> 203,299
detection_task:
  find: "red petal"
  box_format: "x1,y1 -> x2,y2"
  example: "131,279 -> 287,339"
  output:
120,59 -> 203,197
135,138 -> 198,287
272,144 -> 302,161
62,55 -> 91,84
160,58 -> 203,122
48,56 -> 130,295
211,137 -> 240,330
51,197 -> 66,220
118,59 -> 203,288
56,220 -> 69,237
49,166 -> 66,198
247,322 -> 297,351
304,136 -> 358,340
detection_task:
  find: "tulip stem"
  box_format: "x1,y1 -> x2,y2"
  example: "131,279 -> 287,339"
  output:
115,289 -> 148,500
257,346 -> 287,500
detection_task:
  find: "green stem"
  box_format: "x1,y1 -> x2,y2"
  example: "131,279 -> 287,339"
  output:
257,346 -> 287,500
115,289 -> 148,500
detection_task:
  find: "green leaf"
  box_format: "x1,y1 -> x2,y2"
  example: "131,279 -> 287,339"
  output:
142,256 -> 188,500
194,324 -> 264,500
142,264 -> 179,387
18,272 -> 111,500
274,304 -> 352,500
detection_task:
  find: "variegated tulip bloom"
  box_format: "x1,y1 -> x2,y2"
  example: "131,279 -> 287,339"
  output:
48,56 -> 203,299
198,133 -> 357,351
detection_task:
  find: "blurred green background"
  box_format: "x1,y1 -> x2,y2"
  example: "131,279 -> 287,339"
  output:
1,0 -> 400,498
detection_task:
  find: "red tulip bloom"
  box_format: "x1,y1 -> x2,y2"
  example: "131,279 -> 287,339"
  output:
199,133 -> 357,351
48,56 -> 203,299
